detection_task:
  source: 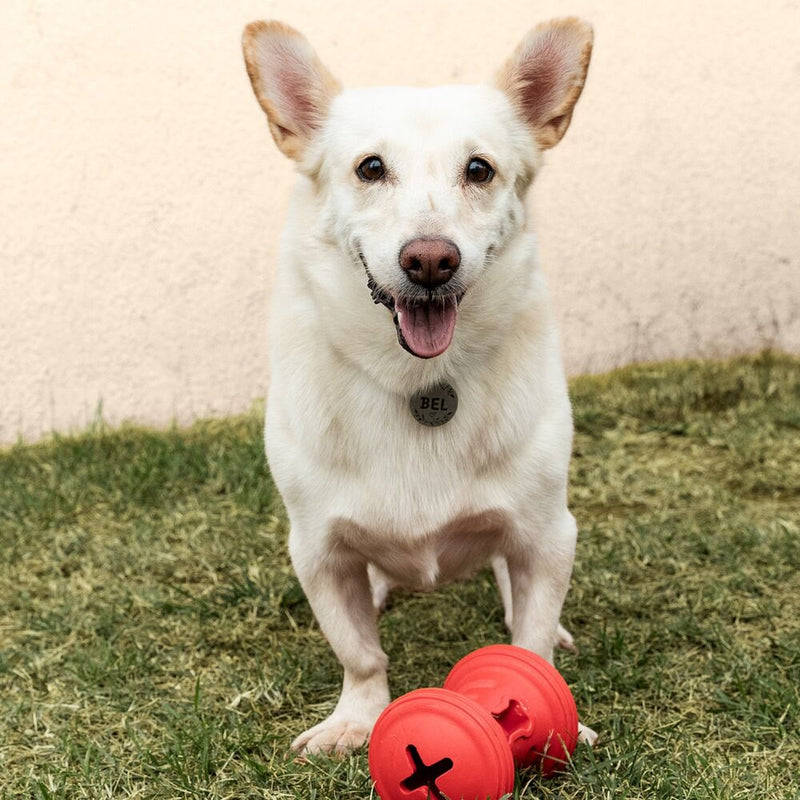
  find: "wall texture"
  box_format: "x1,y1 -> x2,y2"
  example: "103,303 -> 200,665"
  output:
2,0 -> 799,444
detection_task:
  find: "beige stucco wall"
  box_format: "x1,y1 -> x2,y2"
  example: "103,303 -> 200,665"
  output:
2,0 -> 799,444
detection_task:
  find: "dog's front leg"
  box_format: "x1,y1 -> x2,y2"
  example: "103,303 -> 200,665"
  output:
288,528 -> 389,755
507,508 -> 598,744
506,508 -> 577,662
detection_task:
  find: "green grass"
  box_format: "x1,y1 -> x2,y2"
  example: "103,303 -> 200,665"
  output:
1,353 -> 799,799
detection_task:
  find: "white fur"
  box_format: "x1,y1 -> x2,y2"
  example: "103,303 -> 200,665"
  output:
243,19 -> 597,754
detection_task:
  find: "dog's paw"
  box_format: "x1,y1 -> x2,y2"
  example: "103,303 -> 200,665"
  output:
577,721 -> 599,746
556,624 -> 578,653
291,716 -> 372,756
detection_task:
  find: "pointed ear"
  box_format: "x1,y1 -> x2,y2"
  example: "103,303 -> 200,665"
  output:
495,18 -> 593,150
242,21 -> 341,161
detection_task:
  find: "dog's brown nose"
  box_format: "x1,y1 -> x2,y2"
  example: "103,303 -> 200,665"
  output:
399,237 -> 461,288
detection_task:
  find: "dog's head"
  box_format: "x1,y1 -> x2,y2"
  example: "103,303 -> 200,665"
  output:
243,20 -> 592,359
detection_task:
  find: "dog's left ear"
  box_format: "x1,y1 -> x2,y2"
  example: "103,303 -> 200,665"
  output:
242,21 -> 341,160
496,18 -> 593,150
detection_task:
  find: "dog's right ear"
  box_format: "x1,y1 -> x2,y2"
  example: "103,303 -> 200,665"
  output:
242,21 -> 341,161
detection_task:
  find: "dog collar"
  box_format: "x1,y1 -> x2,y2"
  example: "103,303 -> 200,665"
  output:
409,381 -> 458,427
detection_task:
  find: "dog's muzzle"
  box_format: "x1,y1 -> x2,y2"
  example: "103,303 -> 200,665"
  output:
363,246 -> 464,360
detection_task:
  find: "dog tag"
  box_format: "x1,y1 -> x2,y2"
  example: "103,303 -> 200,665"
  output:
410,381 -> 458,427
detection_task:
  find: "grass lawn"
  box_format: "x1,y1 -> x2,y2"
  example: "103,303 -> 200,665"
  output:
1,354 -> 798,799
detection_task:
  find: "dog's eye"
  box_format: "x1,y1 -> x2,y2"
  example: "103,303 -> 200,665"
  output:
466,157 -> 494,184
356,156 -> 386,182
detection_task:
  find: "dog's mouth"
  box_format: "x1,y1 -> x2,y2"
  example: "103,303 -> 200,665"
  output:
366,270 -> 463,359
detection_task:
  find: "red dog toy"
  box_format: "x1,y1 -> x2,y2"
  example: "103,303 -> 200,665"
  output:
368,644 -> 578,800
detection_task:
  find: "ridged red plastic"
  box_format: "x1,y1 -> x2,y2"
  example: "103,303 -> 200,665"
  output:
444,644 -> 578,774
368,687 -> 514,800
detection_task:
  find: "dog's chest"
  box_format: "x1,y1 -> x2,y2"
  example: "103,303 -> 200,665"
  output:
266,333 -> 551,535
315,378 -> 525,529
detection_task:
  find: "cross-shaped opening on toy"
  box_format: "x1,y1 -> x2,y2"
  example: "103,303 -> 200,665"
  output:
400,744 -> 454,799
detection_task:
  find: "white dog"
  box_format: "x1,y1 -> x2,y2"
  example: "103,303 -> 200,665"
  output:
242,18 -> 594,754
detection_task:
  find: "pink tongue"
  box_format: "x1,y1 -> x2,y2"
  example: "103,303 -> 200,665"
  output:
396,296 -> 458,358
